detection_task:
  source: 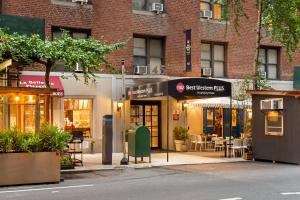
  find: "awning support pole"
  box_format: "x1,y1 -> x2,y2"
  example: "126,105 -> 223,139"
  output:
167,96 -> 170,162
229,96 -> 232,158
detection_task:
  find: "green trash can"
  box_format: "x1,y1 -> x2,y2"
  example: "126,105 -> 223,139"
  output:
128,126 -> 151,164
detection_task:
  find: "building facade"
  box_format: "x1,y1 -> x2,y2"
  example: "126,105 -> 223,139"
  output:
1,0 -> 300,153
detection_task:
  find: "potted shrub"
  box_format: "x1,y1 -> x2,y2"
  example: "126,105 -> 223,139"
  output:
60,154 -> 74,170
173,126 -> 189,152
0,124 -> 72,186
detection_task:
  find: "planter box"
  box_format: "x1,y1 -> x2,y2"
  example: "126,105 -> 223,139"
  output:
0,152 -> 60,186
243,152 -> 253,160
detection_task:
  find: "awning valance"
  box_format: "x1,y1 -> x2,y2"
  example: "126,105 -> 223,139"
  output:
19,75 -> 64,97
191,97 -> 251,109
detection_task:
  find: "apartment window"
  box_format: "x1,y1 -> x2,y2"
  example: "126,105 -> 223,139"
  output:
133,36 -> 164,74
259,47 -> 279,80
52,27 -> 91,40
200,0 -> 223,20
132,0 -> 163,11
265,111 -> 283,136
55,0 -> 92,4
201,42 -> 226,77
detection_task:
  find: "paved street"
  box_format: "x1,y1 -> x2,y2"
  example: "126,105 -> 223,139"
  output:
1,161 -> 300,200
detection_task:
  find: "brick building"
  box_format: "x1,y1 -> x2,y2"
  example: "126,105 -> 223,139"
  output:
0,0 -> 299,153
2,0 -> 299,80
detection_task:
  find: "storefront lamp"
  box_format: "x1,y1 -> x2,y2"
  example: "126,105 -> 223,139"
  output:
182,101 -> 189,111
15,95 -> 20,102
117,101 -> 123,112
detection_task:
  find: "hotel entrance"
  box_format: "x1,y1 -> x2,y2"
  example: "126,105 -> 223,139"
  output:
130,101 -> 161,149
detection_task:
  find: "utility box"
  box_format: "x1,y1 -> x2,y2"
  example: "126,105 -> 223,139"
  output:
102,115 -> 113,165
128,126 -> 151,164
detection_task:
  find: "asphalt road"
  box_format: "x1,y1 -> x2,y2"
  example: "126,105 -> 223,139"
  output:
1,161 -> 300,200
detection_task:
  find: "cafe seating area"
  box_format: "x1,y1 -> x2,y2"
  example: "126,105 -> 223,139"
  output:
188,133 -> 252,157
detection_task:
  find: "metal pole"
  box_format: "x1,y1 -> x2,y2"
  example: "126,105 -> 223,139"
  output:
120,60 -> 128,165
167,96 -> 170,162
229,96 -> 233,158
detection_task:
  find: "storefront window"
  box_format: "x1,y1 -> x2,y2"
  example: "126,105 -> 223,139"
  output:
207,109 -> 214,127
0,94 -> 51,132
64,99 -> 92,138
265,111 -> 283,136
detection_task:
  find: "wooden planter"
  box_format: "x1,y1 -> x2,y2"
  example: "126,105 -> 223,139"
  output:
0,152 -> 60,186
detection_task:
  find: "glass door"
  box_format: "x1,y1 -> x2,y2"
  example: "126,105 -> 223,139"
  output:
145,105 -> 159,149
130,101 -> 161,149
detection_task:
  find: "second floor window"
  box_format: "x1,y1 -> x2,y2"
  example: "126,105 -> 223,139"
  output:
201,42 -> 226,77
52,27 -> 91,40
259,47 -> 279,80
200,0 -> 222,20
132,0 -> 163,11
133,36 -> 164,74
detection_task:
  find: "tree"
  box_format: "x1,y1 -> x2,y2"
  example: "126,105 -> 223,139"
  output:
0,29 -> 125,87
219,0 -> 300,89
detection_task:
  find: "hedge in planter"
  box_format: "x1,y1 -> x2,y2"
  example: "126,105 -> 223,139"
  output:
0,124 -> 72,186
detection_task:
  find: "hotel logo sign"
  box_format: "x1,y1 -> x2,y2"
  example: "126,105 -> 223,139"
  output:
176,82 -> 185,93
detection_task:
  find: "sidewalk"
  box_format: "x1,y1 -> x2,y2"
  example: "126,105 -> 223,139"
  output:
62,152 -> 247,173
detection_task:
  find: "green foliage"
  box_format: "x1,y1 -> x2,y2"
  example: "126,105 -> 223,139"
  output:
0,129 -> 13,152
0,29 -> 125,86
60,154 -> 73,167
38,123 -> 72,152
220,0 -> 300,57
173,126 -> 189,141
0,124 -> 72,153
18,132 -> 41,153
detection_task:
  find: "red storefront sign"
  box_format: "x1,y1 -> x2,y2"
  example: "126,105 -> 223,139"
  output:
19,75 -> 64,97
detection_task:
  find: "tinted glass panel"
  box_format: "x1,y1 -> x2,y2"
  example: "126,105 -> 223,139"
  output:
150,39 -> 162,57
134,38 -> 146,56
201,43 -> 211,60
214,45 -> 224,61
214,61 -> 224,77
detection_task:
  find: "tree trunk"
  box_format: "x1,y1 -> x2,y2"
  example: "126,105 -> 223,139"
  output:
253,0 -> 263,90
45,61 -> 53,88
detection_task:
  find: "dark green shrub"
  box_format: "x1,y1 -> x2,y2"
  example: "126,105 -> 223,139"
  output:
38,123 -> 72,152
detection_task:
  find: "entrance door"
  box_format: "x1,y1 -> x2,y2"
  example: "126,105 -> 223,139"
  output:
130,101 -> 161,149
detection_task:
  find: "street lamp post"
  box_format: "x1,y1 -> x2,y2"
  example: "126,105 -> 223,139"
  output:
120,60 -> 128,165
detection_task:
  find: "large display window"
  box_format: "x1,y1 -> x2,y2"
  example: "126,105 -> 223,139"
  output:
0,94 -> 50,132
64,98 -> 93,138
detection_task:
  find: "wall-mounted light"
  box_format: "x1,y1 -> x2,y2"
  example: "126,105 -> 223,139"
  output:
182,101 -> 189,111
15,95 -> 20,102
117,101 -> 123,112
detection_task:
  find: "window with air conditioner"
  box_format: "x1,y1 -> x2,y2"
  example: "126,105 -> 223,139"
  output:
201,42 -> 226,78
51,0 -> 92,6
132,0 -> 163,12
133,36 -> 165,75
200,0 -> 223,20
258,47 -> 279,80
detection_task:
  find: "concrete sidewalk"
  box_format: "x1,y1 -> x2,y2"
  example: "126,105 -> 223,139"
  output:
62,152 -> 247,173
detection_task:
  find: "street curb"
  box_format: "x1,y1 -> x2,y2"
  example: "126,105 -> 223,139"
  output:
61,160 -> 250,174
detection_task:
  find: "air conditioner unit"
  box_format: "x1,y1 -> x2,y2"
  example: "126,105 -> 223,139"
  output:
260,71 -> 267,79
201,67 -> 212,77
75,63 -> 83,72
201,10 -> 213,19
135,66 -> 148,75
72,0 -> 88,5
260,99 -> 283,110
151,3 -> 164,13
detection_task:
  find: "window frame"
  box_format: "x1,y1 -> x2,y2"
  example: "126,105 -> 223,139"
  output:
54,0 -> 92,5
201,42 -> 227,78
133,35 -> 165,68
51,26 -> 91,40
265,110 -> 284,136
259,46 -> 280,80
132,0 -> 164,12
200,0 -> 223,20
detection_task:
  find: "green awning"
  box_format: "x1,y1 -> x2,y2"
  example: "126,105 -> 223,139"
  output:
0,14 -> 45,39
